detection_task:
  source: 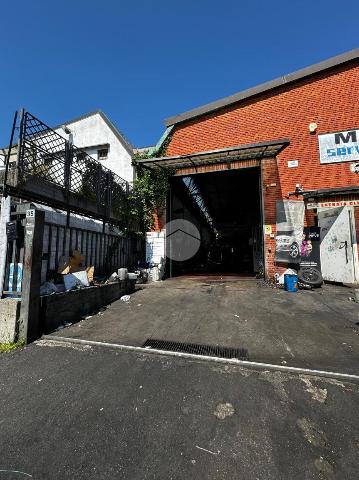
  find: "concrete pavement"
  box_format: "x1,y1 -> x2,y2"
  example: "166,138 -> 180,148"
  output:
0,340 -> 358,479
52,278 -> 359,375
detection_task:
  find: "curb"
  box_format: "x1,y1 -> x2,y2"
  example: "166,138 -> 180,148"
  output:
42,335 -> 359,383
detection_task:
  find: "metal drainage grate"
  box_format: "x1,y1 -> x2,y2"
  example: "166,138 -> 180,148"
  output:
142,339 -> 249,360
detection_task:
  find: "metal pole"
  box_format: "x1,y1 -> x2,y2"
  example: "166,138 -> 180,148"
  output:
259,161 -> 266,280
3,110 -> 18,197
15,108 -> 25,185
64,140 -> 72,228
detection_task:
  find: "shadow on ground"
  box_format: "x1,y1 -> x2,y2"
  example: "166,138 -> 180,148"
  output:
51,278 -> 359,374
0,342 -> 358,479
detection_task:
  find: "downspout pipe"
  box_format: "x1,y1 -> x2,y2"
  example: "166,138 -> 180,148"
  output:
146,125 -> 174,157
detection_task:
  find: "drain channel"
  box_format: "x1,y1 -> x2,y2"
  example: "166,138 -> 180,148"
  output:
142,338 -> 249,360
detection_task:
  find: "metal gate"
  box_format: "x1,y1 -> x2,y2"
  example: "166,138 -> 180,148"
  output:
1,206 -> 145,297
318,206 -> 358,283
2,215 -> 25,297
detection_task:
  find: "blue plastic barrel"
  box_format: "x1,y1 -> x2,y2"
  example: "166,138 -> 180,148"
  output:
284,274 -> 298,292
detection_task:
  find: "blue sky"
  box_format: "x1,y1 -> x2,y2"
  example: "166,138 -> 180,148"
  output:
1,0 -> 358,148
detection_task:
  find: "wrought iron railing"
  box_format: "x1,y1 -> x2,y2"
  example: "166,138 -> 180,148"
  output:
4,110 -> 132,224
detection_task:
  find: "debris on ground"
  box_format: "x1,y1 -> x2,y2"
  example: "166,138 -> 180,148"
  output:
58,250 -> 85,275
40,246 -> 136,298
296,417 -> 329,448
120,295 -> 131,302
276,268 -> 297,286
213,402 -> 235,419
298,282 -> 312,290
63,273 -> 85,291
118,268 -> 128,280
134,268 -> 148,284
300,377 -> 327,403
40,250 -> 96,294
195,445 -> 220,455
40,281 -> 59,296
106,272 -> 119,283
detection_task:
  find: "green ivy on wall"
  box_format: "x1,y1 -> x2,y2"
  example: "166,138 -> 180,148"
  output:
128,151 -> 175,232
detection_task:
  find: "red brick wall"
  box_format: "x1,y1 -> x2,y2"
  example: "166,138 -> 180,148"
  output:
164,61 -> 359,278
166,61 -> 359,196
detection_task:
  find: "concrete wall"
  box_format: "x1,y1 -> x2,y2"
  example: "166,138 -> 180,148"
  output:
54,112 -> 134,183
40,280 -> 135,333
0,299 -> 21,343
0,281 -> 135,342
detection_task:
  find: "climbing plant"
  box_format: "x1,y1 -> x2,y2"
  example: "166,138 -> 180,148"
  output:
127,159 -> 175,233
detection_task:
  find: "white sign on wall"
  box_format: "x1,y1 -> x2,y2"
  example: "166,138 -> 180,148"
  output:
288,160 -> 298,168
318,128 -> 359,164
146,231 -> 165,265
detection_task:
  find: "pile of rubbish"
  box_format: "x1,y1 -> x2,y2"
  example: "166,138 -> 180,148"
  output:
39,250 -> 145,296
274,266 -> 323,292
40,250 -> 93,295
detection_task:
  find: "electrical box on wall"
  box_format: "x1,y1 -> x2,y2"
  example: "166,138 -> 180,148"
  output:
6,220 -> 24,242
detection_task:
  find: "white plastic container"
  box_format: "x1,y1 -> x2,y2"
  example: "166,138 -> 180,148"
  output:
118,268 -> 128,280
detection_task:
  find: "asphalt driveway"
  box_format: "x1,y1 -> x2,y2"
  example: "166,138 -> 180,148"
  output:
0,340 -> 358,479
51,278 -> 359,375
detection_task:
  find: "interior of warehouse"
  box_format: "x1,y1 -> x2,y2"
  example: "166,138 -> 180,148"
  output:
167,167 -> 263,277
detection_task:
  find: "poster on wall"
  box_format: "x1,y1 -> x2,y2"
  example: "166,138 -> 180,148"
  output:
299,226 -> 321,270
275,200 -> 305,263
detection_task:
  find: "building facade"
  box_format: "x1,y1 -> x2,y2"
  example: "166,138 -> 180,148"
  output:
139,49 -> 359,284
54,110 -> 134,184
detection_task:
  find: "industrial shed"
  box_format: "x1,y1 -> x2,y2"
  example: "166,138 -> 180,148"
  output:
138,49 -> 359,284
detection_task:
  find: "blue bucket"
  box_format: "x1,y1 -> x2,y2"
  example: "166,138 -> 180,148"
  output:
284,274 -> 298,292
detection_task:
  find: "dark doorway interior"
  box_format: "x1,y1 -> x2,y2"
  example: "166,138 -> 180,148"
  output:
168,167 -> 263,277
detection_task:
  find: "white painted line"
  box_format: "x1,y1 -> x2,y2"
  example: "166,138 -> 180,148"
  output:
41,335 -> 359,383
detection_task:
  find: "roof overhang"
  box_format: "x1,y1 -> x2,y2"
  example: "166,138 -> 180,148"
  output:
303,185 -> 359,199
134,138 -> 290,170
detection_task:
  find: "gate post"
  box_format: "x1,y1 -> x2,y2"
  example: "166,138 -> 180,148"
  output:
19,209 -> 45,343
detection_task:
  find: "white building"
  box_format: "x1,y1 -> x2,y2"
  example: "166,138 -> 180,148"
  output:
53,110 -> 134,184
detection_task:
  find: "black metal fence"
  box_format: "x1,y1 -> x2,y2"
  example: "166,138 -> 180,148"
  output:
42,222 -> 144,281
2,210 -> 145,297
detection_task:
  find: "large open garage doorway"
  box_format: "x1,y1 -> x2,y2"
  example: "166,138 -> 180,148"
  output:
167,167 -> 263,278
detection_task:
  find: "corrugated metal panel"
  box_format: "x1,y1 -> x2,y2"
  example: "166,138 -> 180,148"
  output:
174,158 -> 260,175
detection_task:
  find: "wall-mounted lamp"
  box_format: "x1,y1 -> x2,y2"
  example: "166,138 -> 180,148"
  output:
61,125 -> 73,144
309,122 -> 317,134
295,183 -> 304,195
